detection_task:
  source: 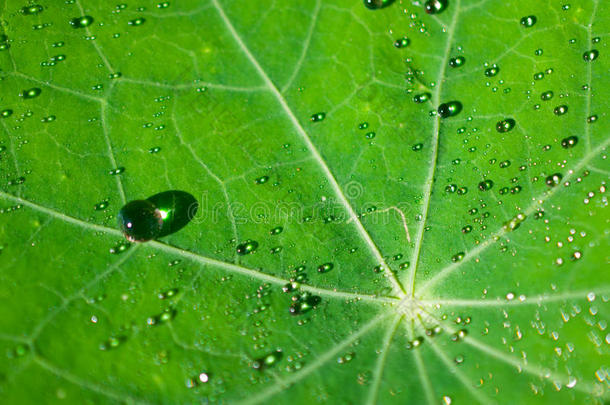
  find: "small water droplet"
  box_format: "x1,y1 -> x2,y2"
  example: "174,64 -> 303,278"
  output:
252,349 -> 282,370
255,175 -> 269,184
449,56 -> 465,68
583,50 -> 599,62
317,262 -> 334,273
561,136 -> 578,148
545,173 -> 563,187
1,109 -> 13,118
109,167 -> 125,175
358,122 -> 369,129
478,179 -> 493,191
520,15 -> 537,27
451,252 -> 465,262
363,0 -> 393,10
484,65 -> 500,77
394,37 -> 409,48
20,88 -> 41,99
554,105 -> 568,115
237,240 -> 258,255
21,4 -> 43,15
424,0 -> 448,14
128,17 -> 146,26
94,200 -> 109,211
413,92 -> 431,103
70,16 -> 94,28
541,91 -> 554,101
270,226 -> 283,235
495,118 -> 516,133
310,112 -> 325,122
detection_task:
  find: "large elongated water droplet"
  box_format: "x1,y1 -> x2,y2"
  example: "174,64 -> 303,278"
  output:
363,0 -> 393,10
118,200 -> 163,242
425,0 -> 448,14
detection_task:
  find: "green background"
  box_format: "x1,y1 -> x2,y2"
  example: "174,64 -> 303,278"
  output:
0,0 -> 608,403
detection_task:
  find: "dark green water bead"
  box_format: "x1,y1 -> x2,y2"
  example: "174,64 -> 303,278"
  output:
449,56 -> 465,67
520,15 -> 537,27
118,200 -> 163,242
561,136 -> 578,148
583,50 -> 599,62
21,4 -> 43,15
364,0 -> 393,9
425,0 -> 448,14
496,118 -> 516,133
438,101 -> 462,118
70,16 -> 94,28
413,92 -> 431,103
394,37 -> 409,48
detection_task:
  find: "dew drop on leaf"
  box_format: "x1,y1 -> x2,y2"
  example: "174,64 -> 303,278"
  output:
310,112 -> 325,122
317,262 -> 334,273
449,56 -> 465,68
20,88 -> 41,99
128,18 -> 146,26
1,109 -> 13,118
236,240 -> 258,255
413,92 -> 431,103
587,114 -> 597,123
363,0 -> 393,10
118,200 -> 163,242
583,49 -> 599,62
270,226 -> 283,235
561,136 -> 578,148
495,118 -> 516,133
394,37 -> 409,48
252,349 -> 282,370
520,15 -> 537,27
255,175 -> 269,184
540,91 -> 554,101
478,179 -> 494,191
554,105 -> 568,115
437,101 -> 462,118
21,4 -> 43,15
358,122 -> 369,129
424,0 -> 448,15
545,173 -> 563,187
70,16 -> 94,28
484,65 -> 500,77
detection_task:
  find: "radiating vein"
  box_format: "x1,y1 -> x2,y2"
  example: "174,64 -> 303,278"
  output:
240,313 -> 391,405
210,0 -> 406,296
365,315 -> 403,405
281,0 -> 321,93
406,0 -> 462,297
406,319 -> 435,404
0,192 -> 396,304
583,0 -> 599,153
417,318 -> 495,405
427,311 -> 596,397
418,135 -> 610,296
433,287 -> 610,308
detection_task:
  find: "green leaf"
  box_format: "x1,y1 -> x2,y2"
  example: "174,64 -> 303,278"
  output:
1,0 -> 608,403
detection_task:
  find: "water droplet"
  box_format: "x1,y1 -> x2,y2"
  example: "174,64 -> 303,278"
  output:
546,173 -> 563,187
158,288 -> 179,299
270,226 -> 283,235
587,115 -> 597,123
449,56 -> 465,68
358,122 -> 369,129
504,213 -> 526,231
520,15 -> 537,27
317,262 -> 334,273
149,146 -> 161,153
363,0 -> 393,10
399,262 -> 410,270
109,241 -> 130,254
1,109 -> 13,118
413,92 -> 431,103
554,105 -> 568,115
255,175 -> 269,184
412,143 -> 423,151
424,0 -> 448,14
252,350 -> 282,370
478,179 -> 494,191
157,2 -> 171,9
561,136 -> 578,148
461,225 -> 472,233
70,16 -> 94,28
451,252 -> 465,262
128,18 -> 146,26
237,240 -> 258,255
484,65 -> 500,77
94,200 -> 109,211
534,72 -> 544,80
310,112 -> 325,122
495,118 -> 516,133
394,37 -> 409,48
289,292 -> 321,315
499,160 -> 511,168
118,200 -> 163,242
99,335 -> 126,351
20,88 -> 41,99
109,167 -> 125,175
365,131 -> 376,139
21,4 -> 43,15
541,91 -> 554,101
583,50 -> 599,62
146,308 -> 176,326
437,101 -> 462,118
